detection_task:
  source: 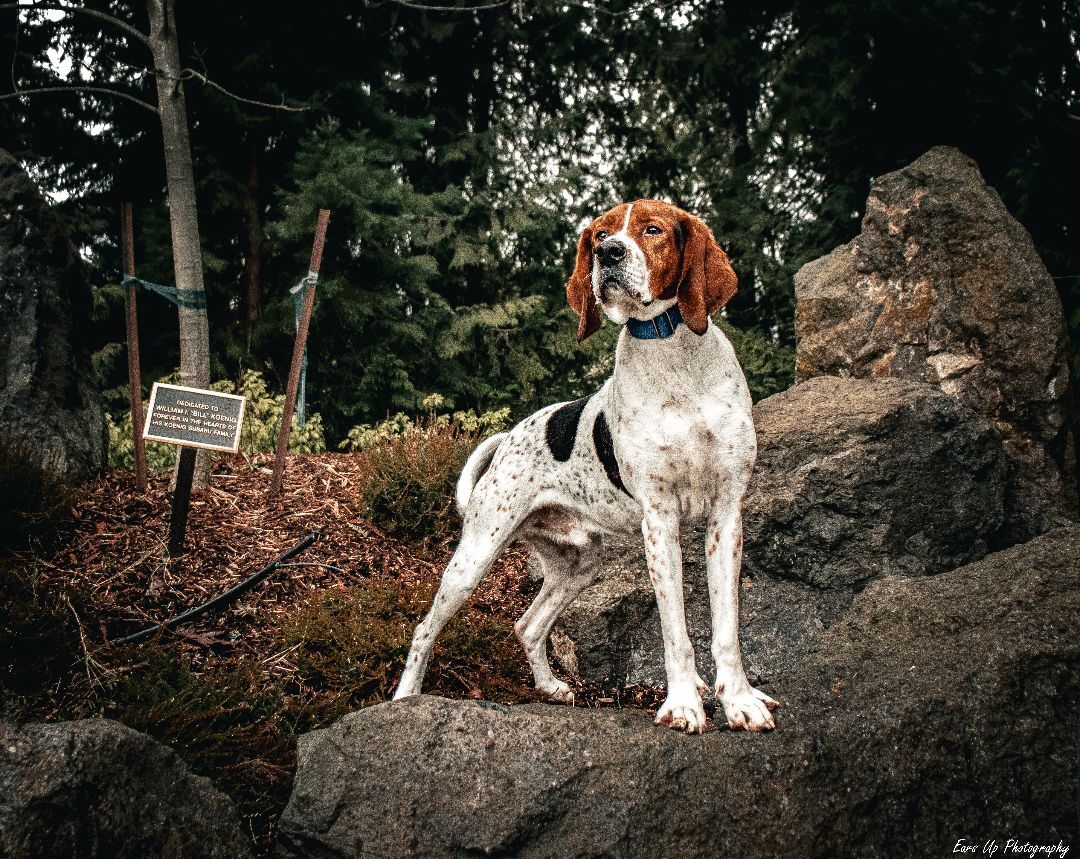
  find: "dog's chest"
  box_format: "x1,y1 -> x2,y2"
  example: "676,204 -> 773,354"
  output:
610,326 -> 754,514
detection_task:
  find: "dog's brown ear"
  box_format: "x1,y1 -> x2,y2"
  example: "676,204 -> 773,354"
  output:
676,212 -> 737,336
566,225 -> 602,342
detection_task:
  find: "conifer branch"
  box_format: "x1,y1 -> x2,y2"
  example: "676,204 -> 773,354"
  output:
561,0 -> 682,17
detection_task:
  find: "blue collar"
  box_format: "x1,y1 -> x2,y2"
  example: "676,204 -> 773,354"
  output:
626,305 -> 683,339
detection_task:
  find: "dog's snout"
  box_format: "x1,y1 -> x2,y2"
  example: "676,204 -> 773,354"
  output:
596,239 -> 627,268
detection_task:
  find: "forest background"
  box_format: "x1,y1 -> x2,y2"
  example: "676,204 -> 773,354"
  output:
2,0 -> 1078,451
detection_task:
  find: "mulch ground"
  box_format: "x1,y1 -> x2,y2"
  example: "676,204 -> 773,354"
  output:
5,452 -> 665,853
34,452 -> 533,671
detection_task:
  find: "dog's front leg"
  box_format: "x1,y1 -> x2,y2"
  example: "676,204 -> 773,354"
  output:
706,503 -> 778,731
642,502 -> 709,733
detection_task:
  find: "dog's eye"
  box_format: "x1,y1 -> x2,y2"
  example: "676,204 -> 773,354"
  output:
595,231 -> 608,241
644,225 -> 662,235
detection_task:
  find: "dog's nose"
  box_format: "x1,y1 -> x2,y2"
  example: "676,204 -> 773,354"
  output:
596,239 -> 627,268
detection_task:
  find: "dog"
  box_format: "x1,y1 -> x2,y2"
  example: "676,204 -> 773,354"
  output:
394,199 -> 777,733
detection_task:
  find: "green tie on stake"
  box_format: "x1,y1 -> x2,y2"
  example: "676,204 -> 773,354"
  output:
119,202 -> 212,494
271,209 -> 331,495
290,272 -> 318,428
121,274 -> 208,310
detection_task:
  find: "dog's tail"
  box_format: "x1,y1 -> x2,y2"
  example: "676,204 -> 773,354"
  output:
455,431 -> 508,515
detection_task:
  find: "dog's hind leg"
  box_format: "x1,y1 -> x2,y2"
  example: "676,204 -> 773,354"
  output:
394,505 -> 525,700
515,530 -> 601,704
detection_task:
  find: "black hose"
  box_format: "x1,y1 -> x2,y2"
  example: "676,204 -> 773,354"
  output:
114,532 -> 319,645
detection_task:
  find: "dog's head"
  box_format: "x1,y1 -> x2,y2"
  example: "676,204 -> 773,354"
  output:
566,199 -> 737,341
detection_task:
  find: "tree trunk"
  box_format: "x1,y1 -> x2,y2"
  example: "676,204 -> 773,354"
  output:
146,0 -> 212,489
241,144 -> 263,357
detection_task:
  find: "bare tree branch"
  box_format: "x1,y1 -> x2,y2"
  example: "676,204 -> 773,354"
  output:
383,0 -> 510,11
9,5 -> 308,113
0,83 -> 158,112
177,68 -> 307,112
0,2 -> 151,48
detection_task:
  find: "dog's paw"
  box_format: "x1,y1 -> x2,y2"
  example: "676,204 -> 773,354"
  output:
540,679 -> 575,705
717,681 -> 778,732
654,686 -> 707,734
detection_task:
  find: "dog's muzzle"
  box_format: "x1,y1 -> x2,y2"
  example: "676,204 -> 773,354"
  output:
596,238 -> 643,302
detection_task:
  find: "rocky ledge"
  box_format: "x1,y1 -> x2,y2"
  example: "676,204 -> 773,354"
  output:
278,526 -> 1080,858
0,718 -> 252,859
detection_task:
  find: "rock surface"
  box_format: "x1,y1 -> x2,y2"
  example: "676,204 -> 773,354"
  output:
558,375 -> 1005,686
0,717 -> 252,859
743,376 -> 1005,586
795,145 -> 1077,541
278,527 -> 1080,858
0,148 -> 106,482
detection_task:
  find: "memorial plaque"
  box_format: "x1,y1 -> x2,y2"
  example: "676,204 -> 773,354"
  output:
142,383 -> 246,453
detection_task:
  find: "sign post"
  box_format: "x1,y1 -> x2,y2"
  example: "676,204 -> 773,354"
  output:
142,383 -> 246,557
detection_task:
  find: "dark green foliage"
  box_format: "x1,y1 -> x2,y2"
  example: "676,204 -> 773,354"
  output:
716,319 -> 796,403
113,650 -> 294,824
2,0 -> 1076,474
0,434 -> 77,551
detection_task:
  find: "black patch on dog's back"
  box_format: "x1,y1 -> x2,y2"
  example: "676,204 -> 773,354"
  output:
593,412 -> 632,497
545,394 -> 593,462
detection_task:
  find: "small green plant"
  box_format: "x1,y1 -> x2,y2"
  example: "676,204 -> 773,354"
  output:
354,414 -> 483,546
107,370 -> 326,471
0,434 -> 78,550
340,393 -> 509,453
229,370 -> 326,458
107,410 -> 176,472
343,396 -> 509,546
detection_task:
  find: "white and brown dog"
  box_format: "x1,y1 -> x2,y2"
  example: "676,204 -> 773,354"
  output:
394,199 -> 777,733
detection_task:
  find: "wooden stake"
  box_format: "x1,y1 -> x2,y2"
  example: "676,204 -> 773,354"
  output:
122,202 -> 148,492
167,446 -> 197,557
271,209 -> 330,494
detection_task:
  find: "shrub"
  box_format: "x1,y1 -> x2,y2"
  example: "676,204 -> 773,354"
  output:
354,414 -> 481,546
345,396 -> 510,546
107,410 -> 176,472
228,370 -> 327,457
113,649 -> 294,826
340,393 -> 509,452
0,434 -> 77,550
107,370 -> 326,471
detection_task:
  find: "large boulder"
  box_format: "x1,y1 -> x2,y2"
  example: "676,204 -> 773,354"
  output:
795,145 -> 1077,542
0,149 -> 106,481
277,526 -> 1080,858
557,376 -> 1005,686
743,376 -> 1005,585
0,718 -> 252,858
